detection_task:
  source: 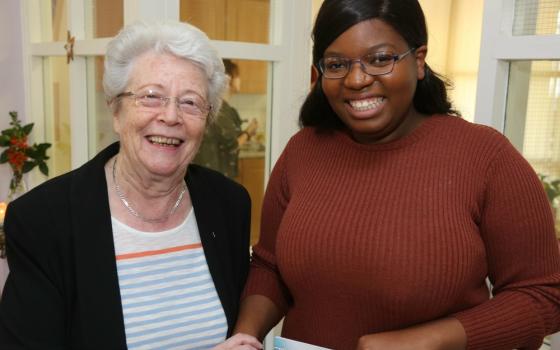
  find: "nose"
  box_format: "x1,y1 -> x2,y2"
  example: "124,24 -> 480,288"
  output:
344,61 -> 374,89
158,98 -> 182,125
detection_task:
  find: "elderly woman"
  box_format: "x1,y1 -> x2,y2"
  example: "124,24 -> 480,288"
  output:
0,21 -> 261,350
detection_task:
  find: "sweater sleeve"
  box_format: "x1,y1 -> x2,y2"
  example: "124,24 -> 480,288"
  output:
453,139 -> 560,350
241,146 -> 293,313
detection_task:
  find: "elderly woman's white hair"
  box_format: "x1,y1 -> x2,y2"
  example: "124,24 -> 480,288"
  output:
103,20 -> 228,122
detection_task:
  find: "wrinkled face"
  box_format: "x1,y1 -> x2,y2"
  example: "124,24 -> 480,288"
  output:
321,19 -> 427,144
113,51 -> 209,178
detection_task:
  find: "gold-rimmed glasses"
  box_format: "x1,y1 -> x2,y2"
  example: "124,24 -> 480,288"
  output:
116,90 -> 212,119
318,47 -> 416,79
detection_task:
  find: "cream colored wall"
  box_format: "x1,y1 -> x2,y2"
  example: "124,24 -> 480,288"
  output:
0,0 -> 26,201
420,0 -> 483,121
311,0 -> 322,22
445,0 -> 483,121
418,0 -> 453,75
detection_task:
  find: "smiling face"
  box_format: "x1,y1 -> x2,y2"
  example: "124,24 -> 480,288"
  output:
113,51 -> 209,179
321,19 -> 427,144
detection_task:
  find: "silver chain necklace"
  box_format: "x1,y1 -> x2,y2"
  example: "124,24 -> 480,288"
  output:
112,157 -> 187,223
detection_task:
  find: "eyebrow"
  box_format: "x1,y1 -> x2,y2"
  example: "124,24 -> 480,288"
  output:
133,84 -> 207,99
323,43 -> 398,57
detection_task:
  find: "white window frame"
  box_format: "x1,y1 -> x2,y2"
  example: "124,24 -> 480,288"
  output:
475,0 -> 560,130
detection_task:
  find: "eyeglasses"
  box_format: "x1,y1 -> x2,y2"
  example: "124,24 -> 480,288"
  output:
318,47 -> 416,79
116,90 -> 212,119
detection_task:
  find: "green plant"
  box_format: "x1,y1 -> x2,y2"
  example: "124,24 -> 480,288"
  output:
0,111 -> 51,199
539,174 -> 560,206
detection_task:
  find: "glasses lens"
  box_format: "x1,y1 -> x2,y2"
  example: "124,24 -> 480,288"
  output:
138,96 -> 163,108
321,57 -> 349,78
177,97 -> 207,117
363,53 -> 396,76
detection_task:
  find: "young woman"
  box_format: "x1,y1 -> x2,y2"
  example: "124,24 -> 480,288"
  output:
231,0 -> 560,349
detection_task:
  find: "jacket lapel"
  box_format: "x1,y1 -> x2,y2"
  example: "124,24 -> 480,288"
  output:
186,166 -> 236,330
71,143 -> 127,349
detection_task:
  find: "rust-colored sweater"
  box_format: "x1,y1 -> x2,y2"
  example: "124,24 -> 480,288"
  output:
243,116 -> 560,350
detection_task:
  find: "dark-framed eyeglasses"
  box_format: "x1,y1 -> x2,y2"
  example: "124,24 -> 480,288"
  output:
318,47 -> 417,79
116,90 -> 212,119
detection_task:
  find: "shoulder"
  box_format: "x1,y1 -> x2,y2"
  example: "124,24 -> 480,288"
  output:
429,115 -> 513,151
187,164 -> 249,201
431,115 -> 503,136
424,116 -> 529,178
282,127 -> 335,153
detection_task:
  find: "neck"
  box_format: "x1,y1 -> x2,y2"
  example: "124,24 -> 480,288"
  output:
111,155 -> 188,224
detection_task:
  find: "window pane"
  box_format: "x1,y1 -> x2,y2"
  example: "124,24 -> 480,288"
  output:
504,60 -> 560,237
28,0 -> 68,42
192,59 -> 270,245
513,0 -> 560,36
84,0 -> 124,39
179,0 -> 271,44
86,57 -> 117,156
42,56 -> 71,177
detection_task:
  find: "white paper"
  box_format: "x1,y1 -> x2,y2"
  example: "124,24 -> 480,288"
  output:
273,336 -> 332,350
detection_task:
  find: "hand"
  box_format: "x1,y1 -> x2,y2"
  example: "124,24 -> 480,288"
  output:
213,333 -> 263,350
357,331 -> 428,350
356,318 -> 466,350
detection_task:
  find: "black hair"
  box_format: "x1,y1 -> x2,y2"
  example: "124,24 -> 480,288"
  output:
222,59 -> 239,78
300,0 -> 459,129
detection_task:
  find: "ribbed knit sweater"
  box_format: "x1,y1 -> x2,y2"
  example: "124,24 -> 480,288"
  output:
243,116 -> 560,350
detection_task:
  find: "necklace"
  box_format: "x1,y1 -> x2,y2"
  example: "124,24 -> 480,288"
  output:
112,157 -> 186,223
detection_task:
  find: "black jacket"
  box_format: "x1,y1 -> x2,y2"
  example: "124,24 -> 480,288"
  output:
0,142 -> 251,349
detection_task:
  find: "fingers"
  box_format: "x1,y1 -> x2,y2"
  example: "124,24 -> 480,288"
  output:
213,333 -> 263,350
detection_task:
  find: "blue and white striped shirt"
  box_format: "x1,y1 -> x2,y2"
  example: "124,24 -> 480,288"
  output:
112,210 -> 227,350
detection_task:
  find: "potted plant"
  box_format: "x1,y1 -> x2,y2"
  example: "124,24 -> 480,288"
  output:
0,111 -> 51,257
0,111 -> 51,200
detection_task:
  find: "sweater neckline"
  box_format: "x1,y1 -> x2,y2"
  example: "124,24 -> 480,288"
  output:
333,115 -> 447,151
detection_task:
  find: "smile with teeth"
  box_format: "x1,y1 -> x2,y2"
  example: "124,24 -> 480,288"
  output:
147,135 -> 182,147
349,97 -> 385,111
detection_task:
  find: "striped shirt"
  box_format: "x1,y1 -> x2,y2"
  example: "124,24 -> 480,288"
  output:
112,210 -> 227,350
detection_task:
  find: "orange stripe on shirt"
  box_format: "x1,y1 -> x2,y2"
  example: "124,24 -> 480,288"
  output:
116,243 -> 203,261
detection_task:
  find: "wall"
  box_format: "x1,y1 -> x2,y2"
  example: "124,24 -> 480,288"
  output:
420,0 -> 483,121
446,0 -> 483,121
0,0 -> 25,201
418,0 -> 453,75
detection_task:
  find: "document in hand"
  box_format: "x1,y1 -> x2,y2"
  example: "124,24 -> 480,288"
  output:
273,336 -> 332,350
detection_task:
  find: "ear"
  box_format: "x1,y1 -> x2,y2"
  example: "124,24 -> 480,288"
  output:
414,45 -> 428,80
112,107 -> 122,135
310,65 -> 319,87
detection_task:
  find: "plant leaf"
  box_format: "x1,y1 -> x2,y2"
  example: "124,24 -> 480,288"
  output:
0,135 -> 9,147
39,161 -> 49,176
22,123 -> 34,135
0,149 -> 8,163
22,161 -> 36,173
